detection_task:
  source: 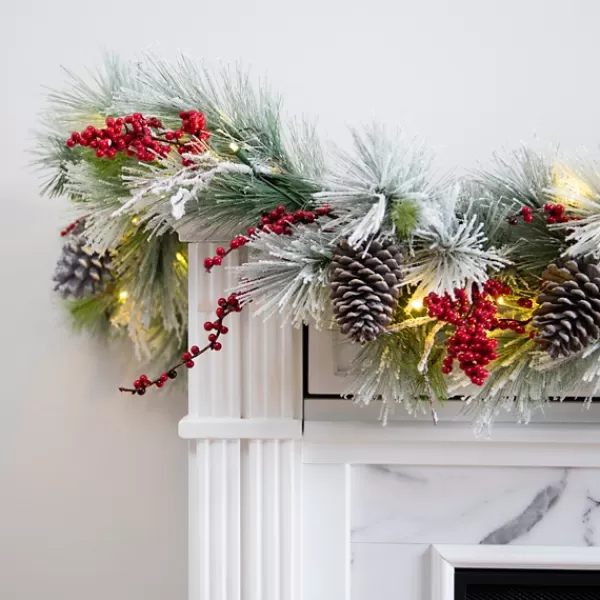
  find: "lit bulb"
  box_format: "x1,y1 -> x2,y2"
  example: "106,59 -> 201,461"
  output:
229,142 -> 240,153
176,252 -> 187,266
119,290 -> 129,302
497,296 -> 505,305
409,299 -> 424,310
131,216 -> 139,225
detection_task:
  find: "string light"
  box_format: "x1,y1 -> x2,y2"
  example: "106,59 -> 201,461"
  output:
131,216 -> 139,225
229,142 -> 240,153
497,296 -> 505,305
409,298 -> 424,310
176,252 -> 187,267
553,167 -> 593,206
119,290 -> 129,302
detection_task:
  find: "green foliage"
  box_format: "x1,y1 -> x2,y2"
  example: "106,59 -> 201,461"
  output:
66,292 -> 116,336
391,199 -> 420,240
36,55 -> 600,429
346,321 -> 449,412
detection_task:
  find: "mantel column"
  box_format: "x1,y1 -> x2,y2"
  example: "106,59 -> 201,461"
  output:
180,243 -> 303,600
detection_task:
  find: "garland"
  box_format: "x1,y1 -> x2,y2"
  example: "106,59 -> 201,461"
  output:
37,55 -> 600,430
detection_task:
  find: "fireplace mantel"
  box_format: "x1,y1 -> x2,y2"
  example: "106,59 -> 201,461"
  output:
182,242 -> 600,600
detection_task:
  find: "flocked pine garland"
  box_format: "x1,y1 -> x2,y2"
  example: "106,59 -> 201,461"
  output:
36,53 -> 600,430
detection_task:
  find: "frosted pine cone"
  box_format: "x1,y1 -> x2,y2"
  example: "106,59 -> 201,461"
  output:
53,236 -> 113,299
330,240 -> 403,344
533,255 -> 600,358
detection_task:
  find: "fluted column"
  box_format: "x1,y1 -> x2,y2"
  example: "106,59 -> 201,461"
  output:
181,243 -> 303,600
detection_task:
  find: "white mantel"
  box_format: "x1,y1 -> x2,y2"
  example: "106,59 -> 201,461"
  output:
181,242 -> 600,600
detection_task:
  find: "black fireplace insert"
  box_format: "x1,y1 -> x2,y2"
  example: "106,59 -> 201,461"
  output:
455,569 -> 600,600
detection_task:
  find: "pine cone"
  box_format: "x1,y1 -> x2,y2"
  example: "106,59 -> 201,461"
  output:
533,255 -> 600,358
330,240 -> 403,344
53,235 -> 113,299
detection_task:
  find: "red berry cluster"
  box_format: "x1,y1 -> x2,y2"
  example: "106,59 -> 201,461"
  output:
425,280 -> 511,386
60,218 -> 83,237
543,203 -> 578,225
491,298 -> 534,336
508,203 -> 579,226
119,294 -> 242,395
204,236 -> 248,270
203,205 -> 333,272
66,110 -> 210,166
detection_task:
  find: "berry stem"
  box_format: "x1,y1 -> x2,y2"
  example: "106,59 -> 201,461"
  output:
119,294 -> 242,395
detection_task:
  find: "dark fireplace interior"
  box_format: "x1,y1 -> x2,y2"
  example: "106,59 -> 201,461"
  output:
455,569 -> 600,600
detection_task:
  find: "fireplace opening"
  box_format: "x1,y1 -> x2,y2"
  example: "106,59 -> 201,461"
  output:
455,569 -> 600,600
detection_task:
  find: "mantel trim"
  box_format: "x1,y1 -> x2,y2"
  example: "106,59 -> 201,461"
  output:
431,544 -> 600,600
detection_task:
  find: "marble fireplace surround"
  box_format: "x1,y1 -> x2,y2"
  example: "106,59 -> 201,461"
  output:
182,243 -> 600,600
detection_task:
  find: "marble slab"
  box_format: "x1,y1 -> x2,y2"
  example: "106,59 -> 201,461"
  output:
351,465 -> 600,546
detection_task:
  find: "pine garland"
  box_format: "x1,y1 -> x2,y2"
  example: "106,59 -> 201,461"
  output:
35,53 -> 600,429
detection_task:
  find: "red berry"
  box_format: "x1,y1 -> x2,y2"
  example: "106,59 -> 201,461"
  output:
66,139 -> 76,148
212,342 -> 222,351
547,216 -> 557,225
230,239 -> 240,249
216,307 -> 225,319
191,345 -> 200,355
185,360 -> 195,369
134,379 -> 142,389
216,247 -> 226,257
276,205 -> 286,214
218,298 -> 227,307
523,214 -> 534,223
204,257 -> 214,269
182,352 -> 192,361
544,203 -> 554,213
208,334 -> 217,342
220,326 -> 229,335
204,321 -> 213,331
247,227 -> 257,237
156,381 -> 164,388
160,374 -> 169,383
213,256 -> 223,266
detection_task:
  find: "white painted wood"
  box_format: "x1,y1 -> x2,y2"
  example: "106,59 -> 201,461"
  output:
186,242 -> 600,600
184,242 -> 303,600
303,464 -> 351,600
302,421 -> 600,466
303,440 -> 600,467
179,417 -> 302,440
304,398 -> 600,423
431,545 -> 600,600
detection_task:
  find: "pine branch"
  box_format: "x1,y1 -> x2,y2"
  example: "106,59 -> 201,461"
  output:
345,322 -> 449,417
233,226 -> 336,327
313,125 -> 433,247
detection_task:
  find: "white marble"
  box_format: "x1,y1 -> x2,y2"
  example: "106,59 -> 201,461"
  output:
351,465 -> 600,546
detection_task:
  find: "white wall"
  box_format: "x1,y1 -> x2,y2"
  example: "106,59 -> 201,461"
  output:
2,0 -> 600,599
